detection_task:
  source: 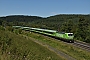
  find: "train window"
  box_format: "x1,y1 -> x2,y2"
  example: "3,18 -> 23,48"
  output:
68,34 -> 73,36
36,30 -> 42,32
61,32 -> 65,34
47,32 -> 54,34
43,31 -> 54,34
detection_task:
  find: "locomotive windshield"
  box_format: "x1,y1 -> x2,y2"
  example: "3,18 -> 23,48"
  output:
68,34 -> 73,36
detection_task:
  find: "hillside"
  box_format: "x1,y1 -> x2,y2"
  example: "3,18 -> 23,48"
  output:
0,14 -> 90,43
0,14 -> 90,29
0,26 -> 64,60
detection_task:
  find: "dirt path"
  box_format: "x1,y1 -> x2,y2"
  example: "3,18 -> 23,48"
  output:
23,35 -> 76,60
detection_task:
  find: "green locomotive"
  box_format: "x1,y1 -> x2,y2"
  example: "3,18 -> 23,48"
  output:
13,26 -> 74,43
30,27 -> 74,42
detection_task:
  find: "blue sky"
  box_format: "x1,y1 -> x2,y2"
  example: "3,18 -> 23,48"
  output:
0,0 -> 90,17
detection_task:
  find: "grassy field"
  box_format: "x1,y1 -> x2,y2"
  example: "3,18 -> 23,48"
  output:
0,27 -> 65,60
23,31 -> 90,60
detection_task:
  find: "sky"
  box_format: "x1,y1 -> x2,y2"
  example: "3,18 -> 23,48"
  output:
0,0 -> 90,17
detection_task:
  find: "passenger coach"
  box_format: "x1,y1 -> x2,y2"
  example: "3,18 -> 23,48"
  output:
13,26 -> 74,43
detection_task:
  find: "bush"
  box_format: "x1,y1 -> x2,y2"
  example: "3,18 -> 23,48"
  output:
85,36 -> 90,43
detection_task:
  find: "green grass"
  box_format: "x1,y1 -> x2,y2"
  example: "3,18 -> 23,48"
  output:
23,31 -> 90,60
0,27 -> 65,60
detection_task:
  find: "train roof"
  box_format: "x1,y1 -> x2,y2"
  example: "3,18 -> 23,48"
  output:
57,32 -> 73,34
13,26 -> 74,34
12,26 -> 22,28
65,33 -> 73,34
43,29 -> 57,32
31,27 -> 57,32
21,27 -> 30,29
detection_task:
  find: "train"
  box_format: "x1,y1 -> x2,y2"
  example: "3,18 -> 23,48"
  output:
12,26 -> 74,43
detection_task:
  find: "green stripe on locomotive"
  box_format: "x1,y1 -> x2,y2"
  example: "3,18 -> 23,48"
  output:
55,32 -> 74,41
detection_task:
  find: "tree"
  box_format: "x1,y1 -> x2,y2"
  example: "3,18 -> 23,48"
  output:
2,21 -> 8,27
60,22 -> 67,32
60,20 -> 74,32
0,20 -> 2,25
75,18 -> 89,42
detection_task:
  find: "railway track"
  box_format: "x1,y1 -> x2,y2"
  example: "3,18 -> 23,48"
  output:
72,41 -> 90,51
13,26 -> 90,52
42,34 -> 90,52
57,39 -> 90,52
23,35 -> 76,60
28,31 -> 90,52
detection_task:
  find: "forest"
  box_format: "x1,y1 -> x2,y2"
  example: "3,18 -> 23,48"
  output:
0,14 -> 90,43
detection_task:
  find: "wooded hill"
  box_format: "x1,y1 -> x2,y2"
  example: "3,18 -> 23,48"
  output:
0,14 -> 90,43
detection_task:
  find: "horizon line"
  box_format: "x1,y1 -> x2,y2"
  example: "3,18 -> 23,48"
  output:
0,13 -> 90,17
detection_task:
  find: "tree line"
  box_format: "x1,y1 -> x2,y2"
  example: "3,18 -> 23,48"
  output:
0,14 -> 90,43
